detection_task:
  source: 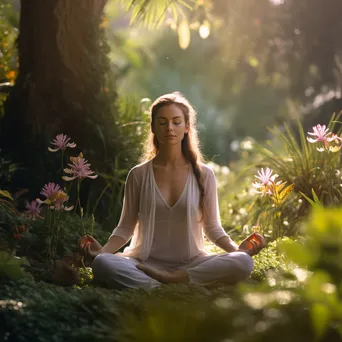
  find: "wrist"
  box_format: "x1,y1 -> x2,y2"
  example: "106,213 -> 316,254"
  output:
236,248 -> 252,255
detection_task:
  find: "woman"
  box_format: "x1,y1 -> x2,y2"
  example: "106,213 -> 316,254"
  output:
82,92 -> 262,289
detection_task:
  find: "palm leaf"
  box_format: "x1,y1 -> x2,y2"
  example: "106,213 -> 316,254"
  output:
118,0 -> 193,29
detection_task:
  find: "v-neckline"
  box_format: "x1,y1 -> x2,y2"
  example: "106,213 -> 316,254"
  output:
151,160 -> 190,210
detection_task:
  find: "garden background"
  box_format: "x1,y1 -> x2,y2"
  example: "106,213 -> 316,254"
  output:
0,0 -> 341,341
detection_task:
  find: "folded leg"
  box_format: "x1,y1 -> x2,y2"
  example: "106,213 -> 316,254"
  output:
91,253 -> 161,289
185,251 -> 253,286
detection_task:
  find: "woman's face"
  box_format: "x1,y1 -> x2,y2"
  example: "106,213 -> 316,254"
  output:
153,104 -> 189,146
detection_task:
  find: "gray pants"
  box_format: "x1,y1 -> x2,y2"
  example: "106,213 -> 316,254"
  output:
91,252 -> 254,289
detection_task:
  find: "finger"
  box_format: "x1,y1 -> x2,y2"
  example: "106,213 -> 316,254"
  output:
250,240 -> 258,255
87,235 -> 95,242
84,243 -> 91,256
86,243 -> 96,258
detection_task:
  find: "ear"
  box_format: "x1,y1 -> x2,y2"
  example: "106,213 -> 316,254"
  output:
185,123 -> 189,134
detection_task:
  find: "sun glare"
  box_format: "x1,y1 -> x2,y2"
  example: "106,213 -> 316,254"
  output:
269,0 -> 285,5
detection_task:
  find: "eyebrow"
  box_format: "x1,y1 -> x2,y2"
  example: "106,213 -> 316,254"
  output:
157,116 -> 183,120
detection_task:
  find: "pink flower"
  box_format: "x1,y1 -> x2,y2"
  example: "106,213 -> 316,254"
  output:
37,184 -> 74,211
39,182 -> 61,200
25,200 -> 42,220
48,134 -> 76,152
327,134 -> 342,143
252,168 -> 282,196
307,125 -> 330,143
307,125 -> 342,152
63,153 -> 98,181
253,168 -> 279,186
51,191 -> 74,211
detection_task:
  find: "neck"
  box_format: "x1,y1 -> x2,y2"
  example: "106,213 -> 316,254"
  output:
154,145 -> 188,167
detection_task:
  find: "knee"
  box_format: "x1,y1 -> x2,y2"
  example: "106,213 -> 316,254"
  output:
235,252 -> 254,278
91,253 -> 115,276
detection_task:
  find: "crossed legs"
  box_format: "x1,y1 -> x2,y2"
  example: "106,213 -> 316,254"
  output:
91,251 -> 253,289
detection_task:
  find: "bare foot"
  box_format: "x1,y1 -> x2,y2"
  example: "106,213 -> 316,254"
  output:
136,264 -> 189,284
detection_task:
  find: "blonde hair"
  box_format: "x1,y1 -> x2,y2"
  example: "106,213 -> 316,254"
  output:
141,92 -> 205,213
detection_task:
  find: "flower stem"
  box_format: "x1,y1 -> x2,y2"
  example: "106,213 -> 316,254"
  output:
76,178 -> 84,235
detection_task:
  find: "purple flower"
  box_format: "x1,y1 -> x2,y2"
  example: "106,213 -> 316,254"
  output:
48,134 -> 76,152
63,153 -> 98,181
25,200 -> 42,220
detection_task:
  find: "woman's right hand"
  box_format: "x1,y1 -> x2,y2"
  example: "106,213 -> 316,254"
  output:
79,235 -> 102,260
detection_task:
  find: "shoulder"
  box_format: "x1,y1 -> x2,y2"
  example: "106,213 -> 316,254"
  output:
198,163 -> 217,188
127,159 -> 152,181
199,163 -> 216,179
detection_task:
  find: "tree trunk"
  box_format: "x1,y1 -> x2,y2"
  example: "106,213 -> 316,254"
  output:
1,0 -> 117,194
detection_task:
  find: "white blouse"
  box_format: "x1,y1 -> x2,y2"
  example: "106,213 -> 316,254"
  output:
111,159 -> 235,262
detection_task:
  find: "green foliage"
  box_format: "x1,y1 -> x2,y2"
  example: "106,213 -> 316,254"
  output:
94,95 -> 149,229
0,279 -> 119,342
262,114 -> 342,206
212,151 -> 264,237
0,0 -> 18,116
0,279 -> 316,342
0,188 -> 15,214
0,251 -> 32,281
247,114 -> 342,238
279,207 -> 342,339
250,239 -> 286,282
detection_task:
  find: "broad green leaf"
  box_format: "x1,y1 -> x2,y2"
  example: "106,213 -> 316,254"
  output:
311,303 -> 330,339
2,263 -> 25,281
306,272 -> 338,319
0,251 -> 10,263
279,239 -> 315,267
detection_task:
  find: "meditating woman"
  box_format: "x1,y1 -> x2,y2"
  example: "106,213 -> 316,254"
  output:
82,92 -> 262,289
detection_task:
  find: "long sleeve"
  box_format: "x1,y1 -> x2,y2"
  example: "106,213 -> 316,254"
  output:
202,167 -> 232,244
110,168 -> 140,242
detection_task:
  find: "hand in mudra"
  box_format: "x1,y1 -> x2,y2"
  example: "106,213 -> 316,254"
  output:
238,233 -> 266,256
79,235 -> 102,260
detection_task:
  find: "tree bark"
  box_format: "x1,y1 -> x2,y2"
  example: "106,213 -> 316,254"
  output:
1,0 -> 116,193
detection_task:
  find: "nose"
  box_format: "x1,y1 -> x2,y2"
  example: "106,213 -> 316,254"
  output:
166,122 -> 174,131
